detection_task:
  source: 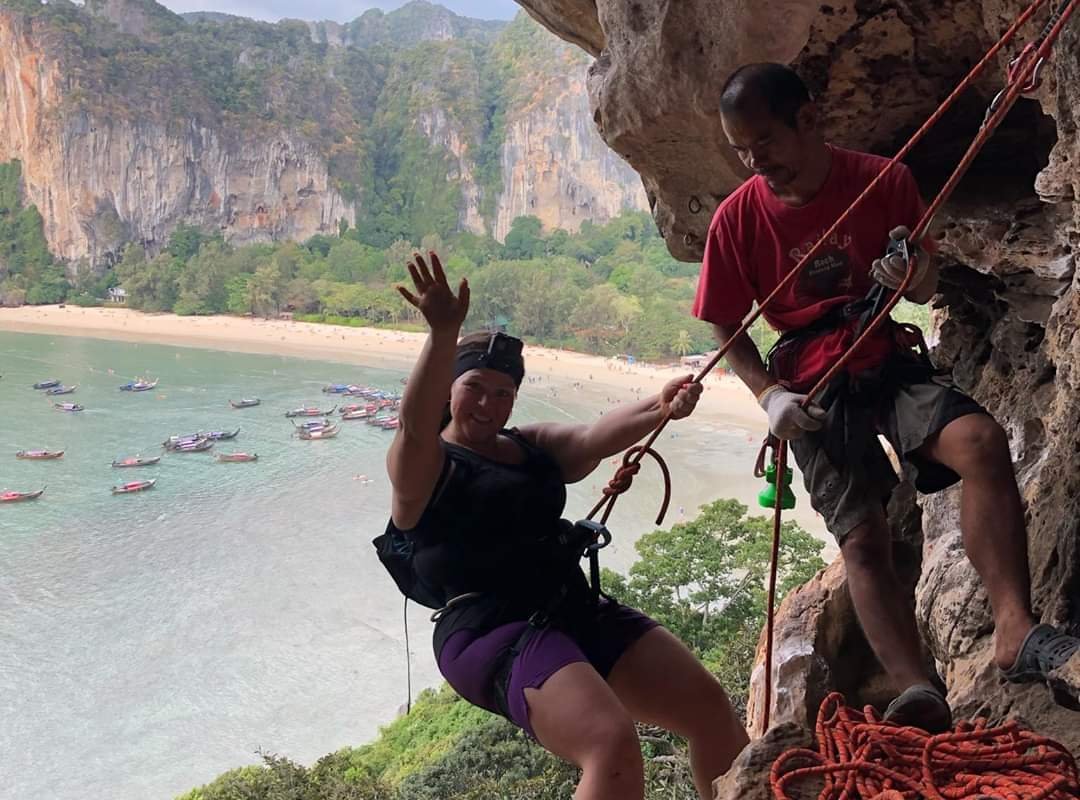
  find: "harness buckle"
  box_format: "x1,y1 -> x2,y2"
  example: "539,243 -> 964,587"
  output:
574,519 -> 612,553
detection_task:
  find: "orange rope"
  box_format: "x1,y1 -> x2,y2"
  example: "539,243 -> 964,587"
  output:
771,693 -> 1080,799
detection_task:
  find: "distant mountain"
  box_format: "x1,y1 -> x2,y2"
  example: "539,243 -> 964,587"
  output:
0,0 -> 646,264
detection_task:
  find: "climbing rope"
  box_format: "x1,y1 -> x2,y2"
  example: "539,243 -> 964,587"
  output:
583,0 -> 1080,734
770,693 -> 1080,799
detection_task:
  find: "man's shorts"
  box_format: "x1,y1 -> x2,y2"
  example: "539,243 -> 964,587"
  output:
790,370 -> 988,544
437,600 -> 658,738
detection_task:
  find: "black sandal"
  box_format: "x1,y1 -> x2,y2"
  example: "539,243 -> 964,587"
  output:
884,683 -> 953,733
1001,624 -> 1080,684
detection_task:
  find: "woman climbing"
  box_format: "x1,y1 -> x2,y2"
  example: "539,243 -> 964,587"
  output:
380,252 -> 748,800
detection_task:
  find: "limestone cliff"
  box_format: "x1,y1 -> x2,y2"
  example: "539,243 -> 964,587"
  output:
518,0 -> 1080,786
0,6 -> 354,266
0,0 -> 646,266
493,27 -> 648,241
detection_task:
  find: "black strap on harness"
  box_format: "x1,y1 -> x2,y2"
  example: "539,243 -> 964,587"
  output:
488,519 -> 613,720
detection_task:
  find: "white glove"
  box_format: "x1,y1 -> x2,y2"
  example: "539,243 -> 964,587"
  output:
871,226 -> 929,291
757,385 -> 826,440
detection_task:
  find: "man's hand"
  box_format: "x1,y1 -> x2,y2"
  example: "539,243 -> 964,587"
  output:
758,384 -> 826,440
870,226 -> 929,291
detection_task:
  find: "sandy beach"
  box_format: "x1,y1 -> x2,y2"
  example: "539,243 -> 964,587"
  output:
0,304 -> 766,428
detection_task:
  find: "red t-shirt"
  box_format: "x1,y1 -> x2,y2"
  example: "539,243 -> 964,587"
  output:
692,145 -> 932,389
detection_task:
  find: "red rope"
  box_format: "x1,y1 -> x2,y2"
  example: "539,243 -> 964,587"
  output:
770,693 -> 1080,799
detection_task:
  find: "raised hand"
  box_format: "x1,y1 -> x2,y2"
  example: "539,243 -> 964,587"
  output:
397,251 -> 470,334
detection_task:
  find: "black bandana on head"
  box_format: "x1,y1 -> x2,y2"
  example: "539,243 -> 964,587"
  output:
453,332 -> 525,387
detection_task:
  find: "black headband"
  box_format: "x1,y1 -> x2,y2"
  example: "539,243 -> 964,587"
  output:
453,332 -> 525,387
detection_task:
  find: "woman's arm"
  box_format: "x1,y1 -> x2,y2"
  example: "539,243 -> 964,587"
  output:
386,252 -> 469,529
517,374 -> 702,482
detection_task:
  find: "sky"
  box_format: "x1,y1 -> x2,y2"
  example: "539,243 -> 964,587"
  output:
158,1 -> 521,23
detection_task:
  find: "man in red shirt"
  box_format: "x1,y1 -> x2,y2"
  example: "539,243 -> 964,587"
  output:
694,63 -> 1078,730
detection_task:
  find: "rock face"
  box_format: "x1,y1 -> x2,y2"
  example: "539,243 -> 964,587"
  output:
518,0 -> 1080,773
0,2 -> 647,265
494,66 -> 648,241
0,10 -> 354,265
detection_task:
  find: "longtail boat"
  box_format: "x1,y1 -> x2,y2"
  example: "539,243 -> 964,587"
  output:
54,403 -> 84,412
297,424 -> 339,440
119,379 -> 158,392
293,418 -> 333,430
1,487 -> 45,503
322,384 -> 351,394
112,455 -> 161,468
112,479 -> 156,495
32,379 -> 61,390
229,398 -> 261,409
203,428 -> 240,441
285,405 -> 335,418
172,438 -> 213,453
216,452 -> 258,463
163,434 -> 201,449
16,449 -> 64,460
46,384 -> 78,395
342,409 -> 375,420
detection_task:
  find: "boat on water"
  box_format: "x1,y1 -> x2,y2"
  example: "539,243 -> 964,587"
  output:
216,452 -> 258,463
32,379 -> 61,390
45,384 -> 77,395
16,449 -> 64,460
54,402 -> 85,412
112,455 -> 161,468
229,398 -> 261,409
1,487 -> 45,503
322,384 -> 351,394
342,408 -> 375,420
163,434 -> 200,449
293,418 -> 334,429
375,416 -> 401,430
285,405 -> 336,418
171,438 -> 213,453
119,379 -> 158,392
112,479 -> 156,495
297,424 -> 339,440
203,428 -> 240,441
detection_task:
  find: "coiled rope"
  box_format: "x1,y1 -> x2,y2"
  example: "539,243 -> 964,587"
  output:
770,693 -> 1080,799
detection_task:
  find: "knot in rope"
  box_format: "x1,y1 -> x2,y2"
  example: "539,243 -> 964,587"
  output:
603,460 -> 641,496
588,444 -> 672,526
770,693 -> 1080,800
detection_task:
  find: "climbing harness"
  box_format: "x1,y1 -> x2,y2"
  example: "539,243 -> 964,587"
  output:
585,0 -> 1080,737
770,693 -> 1080,799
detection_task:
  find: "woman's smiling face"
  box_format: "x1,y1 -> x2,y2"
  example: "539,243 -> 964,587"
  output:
447,367 -> 517,443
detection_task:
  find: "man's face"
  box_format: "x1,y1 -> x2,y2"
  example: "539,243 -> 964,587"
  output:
721,102 -> 816,193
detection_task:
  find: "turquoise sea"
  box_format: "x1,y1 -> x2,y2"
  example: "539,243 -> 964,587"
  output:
0,328 -> 822,799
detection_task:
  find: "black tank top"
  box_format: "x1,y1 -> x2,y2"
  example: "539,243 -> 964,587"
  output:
386,428 -> 590,655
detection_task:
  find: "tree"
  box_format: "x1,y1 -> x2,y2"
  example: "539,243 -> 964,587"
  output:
249,263 -> 282,317
601,499 -> 825,697
502,215 -> 543,260
673,330 -> 693,357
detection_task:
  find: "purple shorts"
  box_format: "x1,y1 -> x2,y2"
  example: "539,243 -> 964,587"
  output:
437,601 -> 658,738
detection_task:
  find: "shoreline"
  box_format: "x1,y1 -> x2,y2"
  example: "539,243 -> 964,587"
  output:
0,304 -> 834,554
0,305 -> 766,429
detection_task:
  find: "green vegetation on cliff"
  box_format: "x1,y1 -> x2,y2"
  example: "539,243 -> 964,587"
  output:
0,160 -> 68,306
178,500 -> 825,800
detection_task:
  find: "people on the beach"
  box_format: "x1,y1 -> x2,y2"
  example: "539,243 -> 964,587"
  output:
693,62 -> 1079,730
381,251 -> 747,800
